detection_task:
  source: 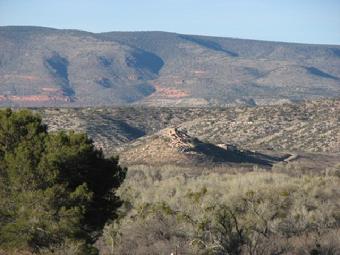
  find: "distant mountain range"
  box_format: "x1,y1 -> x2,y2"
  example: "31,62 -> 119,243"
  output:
0,26 -> 340,107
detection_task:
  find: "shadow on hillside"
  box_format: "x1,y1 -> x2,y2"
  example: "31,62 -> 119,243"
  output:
45,54 -> 75,96
126,50 -> 164,75
306,67 -> 339,80
193,142 -> 282,166
331,48 -> 340,57
179,35 -> 239,57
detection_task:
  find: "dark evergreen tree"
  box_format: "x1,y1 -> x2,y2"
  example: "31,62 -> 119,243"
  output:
0,109 -> 126,254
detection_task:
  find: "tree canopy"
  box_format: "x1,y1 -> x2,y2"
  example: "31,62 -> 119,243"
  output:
0,109 -> 126,254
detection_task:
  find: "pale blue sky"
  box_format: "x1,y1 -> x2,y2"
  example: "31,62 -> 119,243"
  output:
0,0 -> 339,44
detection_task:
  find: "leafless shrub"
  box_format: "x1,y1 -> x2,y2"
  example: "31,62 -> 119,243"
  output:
101,166 -> 340,254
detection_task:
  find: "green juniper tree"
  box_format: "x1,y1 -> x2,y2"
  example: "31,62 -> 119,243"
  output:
0,109 -> 126,254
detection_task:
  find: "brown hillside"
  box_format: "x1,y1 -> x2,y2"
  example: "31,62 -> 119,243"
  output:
1,26 -> 340,107
117,128 -> 286,166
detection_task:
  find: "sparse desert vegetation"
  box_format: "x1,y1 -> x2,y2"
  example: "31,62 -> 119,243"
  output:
1,27 -> 340,107
1,98 -> 339,254
38,99 -> 340,155
99,164 -> 340,254
1,2 -> 340,254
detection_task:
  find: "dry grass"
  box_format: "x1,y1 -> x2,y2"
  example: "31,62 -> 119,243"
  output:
100,164 -> 340,254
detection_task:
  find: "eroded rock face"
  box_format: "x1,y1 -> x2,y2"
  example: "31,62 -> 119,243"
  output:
162,128 -> 195,151
216,143 -> 238,151
117,126 -> 285,166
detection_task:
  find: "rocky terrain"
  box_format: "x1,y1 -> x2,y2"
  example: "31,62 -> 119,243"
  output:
180,99 -> 340,153
116,127 -> 287,166
34,99 -> 340,169
38,99 -> 340,154
1,26 -> 340,107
